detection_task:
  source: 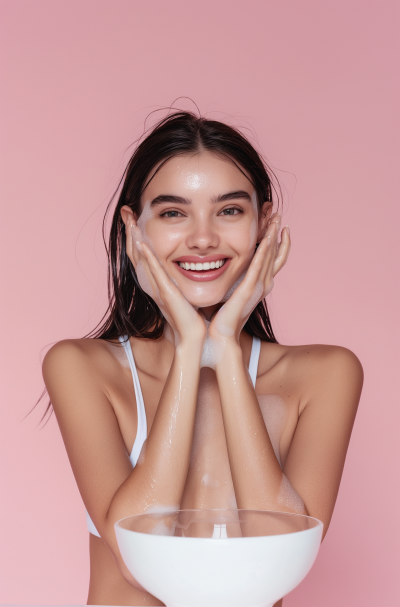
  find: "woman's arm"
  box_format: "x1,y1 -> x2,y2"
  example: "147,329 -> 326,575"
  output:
214,340 -> 299,513
281,345 -> 363,537
43,332 -> 203,584
214,342 -> 363,535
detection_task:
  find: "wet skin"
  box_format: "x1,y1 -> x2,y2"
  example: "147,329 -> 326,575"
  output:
43,152 -> 363,606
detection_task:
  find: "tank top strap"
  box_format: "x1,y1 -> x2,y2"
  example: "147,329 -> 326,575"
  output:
248,336 -> 261,387
119,335 -> 148,464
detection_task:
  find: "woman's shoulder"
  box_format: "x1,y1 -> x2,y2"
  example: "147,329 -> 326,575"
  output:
258,341 -> 363,420
259,340 -> 363,384
42,337 -> 125,382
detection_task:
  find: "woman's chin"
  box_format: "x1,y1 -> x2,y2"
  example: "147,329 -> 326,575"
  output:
181,278 -> 243,309
184,291 -> 226,309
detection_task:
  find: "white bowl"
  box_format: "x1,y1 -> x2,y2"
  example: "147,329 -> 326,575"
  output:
115,509 -> 323,607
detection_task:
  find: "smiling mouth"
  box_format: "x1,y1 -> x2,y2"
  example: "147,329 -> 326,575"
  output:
178,259 -> 226,271
174,257 -> 231,282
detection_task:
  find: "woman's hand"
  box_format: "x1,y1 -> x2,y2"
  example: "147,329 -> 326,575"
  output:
126,219 -> 207,346
208,213 -> 290,344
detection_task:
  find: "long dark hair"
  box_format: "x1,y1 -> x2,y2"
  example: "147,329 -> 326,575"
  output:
36,110 -> 281,423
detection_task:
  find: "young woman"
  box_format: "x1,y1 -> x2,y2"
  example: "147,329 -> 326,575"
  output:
42,111 -> 363,607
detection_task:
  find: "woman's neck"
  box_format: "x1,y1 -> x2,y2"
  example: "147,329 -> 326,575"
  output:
198,303 -> 224,322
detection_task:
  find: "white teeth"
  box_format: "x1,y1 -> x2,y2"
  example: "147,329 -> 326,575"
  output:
178,259 -> 226,271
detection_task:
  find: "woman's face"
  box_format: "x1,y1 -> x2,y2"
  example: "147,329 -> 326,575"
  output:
135,151 -> 270,309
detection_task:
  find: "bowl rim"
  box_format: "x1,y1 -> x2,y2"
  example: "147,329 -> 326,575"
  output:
114,507 -> 324,538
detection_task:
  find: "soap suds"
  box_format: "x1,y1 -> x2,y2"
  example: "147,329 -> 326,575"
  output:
222,272 -> 245,301
278,474 -> 305,513
145,503 -> 180,515
241,280 -> 264,319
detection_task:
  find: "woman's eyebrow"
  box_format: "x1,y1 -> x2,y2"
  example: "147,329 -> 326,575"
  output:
150,194 -> 191,206
213,190 -> 252,203
150,190 -> 252,206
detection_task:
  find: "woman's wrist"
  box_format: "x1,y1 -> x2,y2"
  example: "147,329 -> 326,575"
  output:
175,334 -> 206,359
176,322 -> 207,349
213,337 -> 243,369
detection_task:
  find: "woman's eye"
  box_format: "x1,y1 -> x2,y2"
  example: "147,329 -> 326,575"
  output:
220,207 -> 242,216
161,210 -> 183,218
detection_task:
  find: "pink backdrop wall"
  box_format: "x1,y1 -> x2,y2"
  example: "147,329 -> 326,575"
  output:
1,1 -> 399,605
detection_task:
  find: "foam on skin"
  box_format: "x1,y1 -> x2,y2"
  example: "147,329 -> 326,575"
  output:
278,474 -> 305,513
131,222 -> 157,301
134,204 -> 169,301
145,503 -> 180,515
150,520 -> 177,536
200,323 -> 220,369
241,280 -> 264,320
221,272 -> 245,302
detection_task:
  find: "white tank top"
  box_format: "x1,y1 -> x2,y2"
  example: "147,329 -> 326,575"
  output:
86,335 -> 261,537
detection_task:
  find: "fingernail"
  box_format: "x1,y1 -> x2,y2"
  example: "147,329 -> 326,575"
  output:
286,225 -> 290,234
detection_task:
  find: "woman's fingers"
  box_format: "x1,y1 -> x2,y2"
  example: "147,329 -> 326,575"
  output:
219,230 -> 275,329
137,241 -> 206,342
134,244 -> 162,302
273,226 -> 291,276
238,214 -> 280,285
136,243 -> 171,304
137,241 -> 178,299
210,215 -> 285,340
211,214 -> 289,341
256,213 -> 281,285
128,224 -> 165,300
230,213 -> 280,306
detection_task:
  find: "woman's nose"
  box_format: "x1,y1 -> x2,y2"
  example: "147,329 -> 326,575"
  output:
186,217 -> 219,251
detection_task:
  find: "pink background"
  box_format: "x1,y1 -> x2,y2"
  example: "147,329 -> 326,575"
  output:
1,1 -> 399,605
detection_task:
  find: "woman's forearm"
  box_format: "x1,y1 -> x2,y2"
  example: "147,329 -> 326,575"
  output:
105,339 -> 203,535
215,340 -> 307,514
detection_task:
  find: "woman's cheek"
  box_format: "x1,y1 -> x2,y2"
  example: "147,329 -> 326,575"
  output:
220,220 -> 257,254
220,224 -> 257,302
144,220 -> 186,251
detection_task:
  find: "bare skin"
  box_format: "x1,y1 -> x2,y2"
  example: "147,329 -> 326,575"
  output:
43,152 -> 363,606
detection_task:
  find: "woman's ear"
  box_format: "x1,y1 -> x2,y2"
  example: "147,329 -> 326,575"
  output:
257,202 -> 273,242
120,205 -> 138,228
